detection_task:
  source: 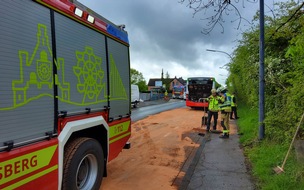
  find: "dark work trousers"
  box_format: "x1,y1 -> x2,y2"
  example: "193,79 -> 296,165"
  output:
230,106 -> 238,119
207,111 -> 218,130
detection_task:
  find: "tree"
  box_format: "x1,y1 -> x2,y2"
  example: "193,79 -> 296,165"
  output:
165,71 -> 170,79
130,68 -> 148,92
227,0 -> 304,141
137,80 -> 148,92
130,68 -> 144,84
161,71 -> 171,92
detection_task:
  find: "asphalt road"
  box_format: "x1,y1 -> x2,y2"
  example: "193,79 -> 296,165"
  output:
131,99 -> 186,121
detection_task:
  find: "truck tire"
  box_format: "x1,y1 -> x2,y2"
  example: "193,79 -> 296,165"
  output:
62,137 -> 104,190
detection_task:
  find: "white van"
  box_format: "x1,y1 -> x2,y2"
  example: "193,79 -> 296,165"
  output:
131,84 -> 140,108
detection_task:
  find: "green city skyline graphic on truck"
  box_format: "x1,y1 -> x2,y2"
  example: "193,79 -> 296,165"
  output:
0,24 -> 127,110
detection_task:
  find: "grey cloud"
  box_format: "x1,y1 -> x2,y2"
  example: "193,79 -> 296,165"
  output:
78,0 -> 263,84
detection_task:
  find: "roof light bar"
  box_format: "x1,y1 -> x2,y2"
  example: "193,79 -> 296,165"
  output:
74,7 -> 83,17
87,15 -> 95,23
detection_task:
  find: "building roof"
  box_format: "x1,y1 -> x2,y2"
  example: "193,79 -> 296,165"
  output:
148,77 -> 186,86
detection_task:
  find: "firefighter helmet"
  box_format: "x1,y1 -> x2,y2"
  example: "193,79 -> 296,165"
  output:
217,86 -> 227,93
211,89 -> 217,93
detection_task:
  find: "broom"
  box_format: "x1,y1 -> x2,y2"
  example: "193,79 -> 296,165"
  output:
273,112 -> 304,174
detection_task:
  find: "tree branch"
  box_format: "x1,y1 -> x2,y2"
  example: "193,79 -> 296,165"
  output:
179,0 -> 257,34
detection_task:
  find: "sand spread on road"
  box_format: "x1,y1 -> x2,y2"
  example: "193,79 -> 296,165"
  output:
100,107 -> 214,190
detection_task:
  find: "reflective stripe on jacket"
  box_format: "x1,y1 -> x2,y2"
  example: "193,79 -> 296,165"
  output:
207,95 -> 220,112
219,92 -> 232,112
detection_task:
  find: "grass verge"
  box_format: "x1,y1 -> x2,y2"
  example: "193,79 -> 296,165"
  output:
237,105 -> 304,190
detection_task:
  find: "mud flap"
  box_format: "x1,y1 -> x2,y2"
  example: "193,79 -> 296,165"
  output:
123,142 -> 131,149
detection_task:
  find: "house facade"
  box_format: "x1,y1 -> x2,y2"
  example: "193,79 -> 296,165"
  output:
147,76 -> 186,91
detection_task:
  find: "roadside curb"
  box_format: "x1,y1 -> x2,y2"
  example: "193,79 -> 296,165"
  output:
179,119 -> 255,190
178,133 -> 209,190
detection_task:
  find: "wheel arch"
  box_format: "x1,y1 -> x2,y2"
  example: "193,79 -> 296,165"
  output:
57,116 -> 109,190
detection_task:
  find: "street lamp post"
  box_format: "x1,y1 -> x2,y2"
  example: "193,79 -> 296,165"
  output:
206,2 -> 266,140
206,49 -> 232,69
259,0 -> 265,140
206,49 -> 233,60
206,49 -> 232,85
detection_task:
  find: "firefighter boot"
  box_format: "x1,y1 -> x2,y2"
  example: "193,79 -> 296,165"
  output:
219,133 -> 229,138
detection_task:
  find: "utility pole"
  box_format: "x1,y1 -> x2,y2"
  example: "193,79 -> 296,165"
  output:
259,0 -> 265,140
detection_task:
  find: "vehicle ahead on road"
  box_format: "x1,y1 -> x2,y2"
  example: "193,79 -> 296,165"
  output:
183,86 -> 187,100
131,84 -> 140,108
186,77 -> 216,109
172,85 -> 185,99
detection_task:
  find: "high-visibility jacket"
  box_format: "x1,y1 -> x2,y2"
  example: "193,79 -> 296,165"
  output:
219,92 -> 232,112
231,95 -> 236,107
207,95 -> 221,112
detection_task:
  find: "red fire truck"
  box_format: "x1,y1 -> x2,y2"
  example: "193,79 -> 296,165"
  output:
185,77 -> 216,109
172,86 -> 185,99
0,0 -> 131,189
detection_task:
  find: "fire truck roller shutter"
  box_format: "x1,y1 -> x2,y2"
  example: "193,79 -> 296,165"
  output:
107,38 -> 130,119
62,137 -> 104,190
0,0 -> 55,146
54,12 -> 108,113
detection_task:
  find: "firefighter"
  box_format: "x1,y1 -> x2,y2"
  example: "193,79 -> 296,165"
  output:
218,87 -> 232,138
164,90 -> 169,101
230,92 -> 239,119
206,88 -> 222,132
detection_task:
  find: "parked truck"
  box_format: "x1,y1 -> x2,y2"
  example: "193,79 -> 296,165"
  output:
0,0 -> 131,189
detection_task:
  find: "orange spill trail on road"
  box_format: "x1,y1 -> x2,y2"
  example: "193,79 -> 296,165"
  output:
100,107 -> 208,190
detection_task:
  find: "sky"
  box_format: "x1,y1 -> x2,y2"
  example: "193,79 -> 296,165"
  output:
77,0 -> 280,85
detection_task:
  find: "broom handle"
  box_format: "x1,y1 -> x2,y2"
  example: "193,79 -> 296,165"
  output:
281,112 -> 304,168
202,98 -> 206,126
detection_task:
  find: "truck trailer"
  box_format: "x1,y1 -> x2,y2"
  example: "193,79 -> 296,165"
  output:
0,0 -> 131,189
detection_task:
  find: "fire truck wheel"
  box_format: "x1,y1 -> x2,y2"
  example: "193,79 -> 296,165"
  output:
62,137 -> 104,190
